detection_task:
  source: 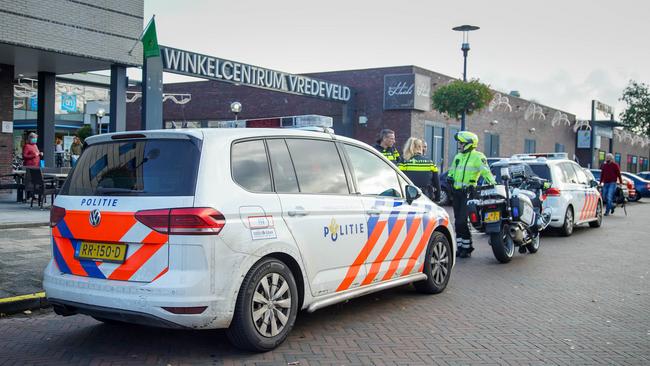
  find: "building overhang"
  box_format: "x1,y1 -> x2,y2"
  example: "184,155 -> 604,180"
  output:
0,42 -> 140,78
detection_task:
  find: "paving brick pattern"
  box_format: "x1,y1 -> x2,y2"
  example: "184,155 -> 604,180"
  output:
0,204 -> 648,365
0,226 -> 50,298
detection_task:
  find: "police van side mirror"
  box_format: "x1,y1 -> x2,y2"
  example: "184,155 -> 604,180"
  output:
405,185 -> 421,204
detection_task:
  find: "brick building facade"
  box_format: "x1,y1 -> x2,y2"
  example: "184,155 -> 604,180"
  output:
130,65 -> 641,172
0,0 -> 142,173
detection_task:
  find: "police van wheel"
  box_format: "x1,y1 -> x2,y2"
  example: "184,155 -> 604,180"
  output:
414,232 -> 452,294
227,258 -> 298,352
589,201 -> 603,228
559,206 -> 574,237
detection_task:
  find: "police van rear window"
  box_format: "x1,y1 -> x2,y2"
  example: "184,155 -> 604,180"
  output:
60,138 -> 201,196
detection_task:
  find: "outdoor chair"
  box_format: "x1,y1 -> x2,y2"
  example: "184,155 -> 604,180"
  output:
26,168 -> 58,209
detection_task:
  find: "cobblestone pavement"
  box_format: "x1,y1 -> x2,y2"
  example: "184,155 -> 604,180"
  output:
0,226 -> 50,298
0,203 -> 648,365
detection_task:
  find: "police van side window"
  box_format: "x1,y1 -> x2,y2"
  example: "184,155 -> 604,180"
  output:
343,144 -> 402,198
572,164 -> 589,185
231,140 -> 272,192
267,139 -> 299,193
561,162 -> 578,184
285,139 -> 348,194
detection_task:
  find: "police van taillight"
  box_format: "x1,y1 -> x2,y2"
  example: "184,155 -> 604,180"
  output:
135,208 -> 225,235
50,205 -> 66,227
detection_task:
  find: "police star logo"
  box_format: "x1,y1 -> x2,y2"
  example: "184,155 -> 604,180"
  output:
324,218 -> 340,242
89,209 -> 101,227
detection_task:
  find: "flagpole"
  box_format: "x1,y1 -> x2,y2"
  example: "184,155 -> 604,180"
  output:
128,15 -> 155,55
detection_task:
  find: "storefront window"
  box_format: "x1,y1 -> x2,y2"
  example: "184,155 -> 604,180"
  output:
615,153 -> 621,165
555,143 -> 565,153
627,155 -> 636,173
484,133 -> 500,157
524,139 -> 536,154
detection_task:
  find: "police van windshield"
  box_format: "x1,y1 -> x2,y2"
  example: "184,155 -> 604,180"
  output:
60,138 -> 201,196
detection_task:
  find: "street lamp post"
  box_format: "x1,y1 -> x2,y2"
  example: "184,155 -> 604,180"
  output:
452,24 -> 480,131
230,101 -> 242,121
93,108 -> 106,135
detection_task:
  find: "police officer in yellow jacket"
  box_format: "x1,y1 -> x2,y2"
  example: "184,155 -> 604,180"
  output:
448,131 -> 496,258
399,137 -> 441,201
374,129 -> 402,165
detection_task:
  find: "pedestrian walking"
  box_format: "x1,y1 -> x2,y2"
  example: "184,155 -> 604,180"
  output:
22,132 -> 42,167
448,131 -> 496,258
599,153 -> 623,216
399,137 -> 441,202
374,129 -> 402,165
55,137 -> 64,167
70,136 -> 83,167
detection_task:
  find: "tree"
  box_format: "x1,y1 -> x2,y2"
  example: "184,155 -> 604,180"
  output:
76,125 -> 92,142
431,79 -> 493,120
619,80 -> 650,138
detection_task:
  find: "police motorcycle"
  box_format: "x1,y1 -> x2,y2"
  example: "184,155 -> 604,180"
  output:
467,164 -> 551,263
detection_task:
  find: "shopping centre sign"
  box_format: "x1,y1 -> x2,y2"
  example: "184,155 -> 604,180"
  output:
160,46 -> 351,102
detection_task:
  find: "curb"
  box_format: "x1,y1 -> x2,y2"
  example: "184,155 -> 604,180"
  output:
0,292 -> 50,315
0,222 -> 49,229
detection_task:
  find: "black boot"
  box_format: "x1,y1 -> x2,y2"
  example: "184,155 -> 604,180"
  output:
519,246 -> 527,254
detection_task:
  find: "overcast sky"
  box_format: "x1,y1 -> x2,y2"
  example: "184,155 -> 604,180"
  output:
137,0 -> 650,120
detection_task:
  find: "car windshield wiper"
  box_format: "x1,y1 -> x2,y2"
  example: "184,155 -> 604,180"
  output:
96,187 -> 146,195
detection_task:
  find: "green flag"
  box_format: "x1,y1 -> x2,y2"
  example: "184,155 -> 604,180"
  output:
142,18 -> 159,58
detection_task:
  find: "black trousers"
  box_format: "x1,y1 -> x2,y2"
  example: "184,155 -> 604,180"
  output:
452,188 -> 472,245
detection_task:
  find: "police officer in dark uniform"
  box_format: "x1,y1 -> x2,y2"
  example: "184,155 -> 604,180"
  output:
374,129 -> 402,164
399,137 -> 441,201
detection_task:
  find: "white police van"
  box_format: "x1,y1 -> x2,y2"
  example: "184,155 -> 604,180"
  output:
492,153 -> 602,236
44,128 -> 455,351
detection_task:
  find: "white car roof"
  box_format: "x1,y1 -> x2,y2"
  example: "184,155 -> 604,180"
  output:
85,128 -> 351,146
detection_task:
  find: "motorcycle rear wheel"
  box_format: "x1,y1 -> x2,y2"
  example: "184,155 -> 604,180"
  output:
489,225 -> 515,263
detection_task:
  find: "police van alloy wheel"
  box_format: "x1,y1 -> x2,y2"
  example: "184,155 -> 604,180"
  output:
589,201 -> 603,228
414,232 -> 452,294
227,258 -> 298,352
489,224 -> 514,263
560,206 -> 574,236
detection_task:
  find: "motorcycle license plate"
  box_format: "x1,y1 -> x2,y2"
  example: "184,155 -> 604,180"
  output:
484,211 -> 501,223
76,242 -> 127,263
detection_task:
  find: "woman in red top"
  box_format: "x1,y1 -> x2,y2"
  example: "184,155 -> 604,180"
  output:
22,132 -> 42,167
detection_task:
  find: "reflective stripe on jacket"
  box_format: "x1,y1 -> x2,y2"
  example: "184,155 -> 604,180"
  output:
399,155 -> 441,199
374,144 -> 402,164
448,150 -> 496,189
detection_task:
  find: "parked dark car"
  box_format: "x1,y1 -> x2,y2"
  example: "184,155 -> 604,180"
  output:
621,172 -> 650,201
438,158 -> 505,206
637,171 -> 650,180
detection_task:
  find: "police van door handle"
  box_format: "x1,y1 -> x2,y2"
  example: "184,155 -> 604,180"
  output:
288,207 -> 309,217
366,208 -> 381,216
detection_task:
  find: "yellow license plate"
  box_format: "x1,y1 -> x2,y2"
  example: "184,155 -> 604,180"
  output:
484,211 -> 501,223
76,242 -> 127,263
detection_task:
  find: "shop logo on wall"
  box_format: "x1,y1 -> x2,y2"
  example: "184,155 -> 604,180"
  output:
383,74 -> 431,111
61,94 -> 77,112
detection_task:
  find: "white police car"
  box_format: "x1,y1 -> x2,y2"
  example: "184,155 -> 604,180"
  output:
44,128 -> 455,351
491,153 -> 602,236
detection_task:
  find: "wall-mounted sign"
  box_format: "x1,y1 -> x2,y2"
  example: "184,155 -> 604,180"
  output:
61,94 -> 77,112
2,121 -> 13,133
594,125 -> 613,139
383,74 -> 431,111
577,130 -> 591,148
29,97 -> 38,111
160,46 -> 351,102
594,100 -> 614,116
